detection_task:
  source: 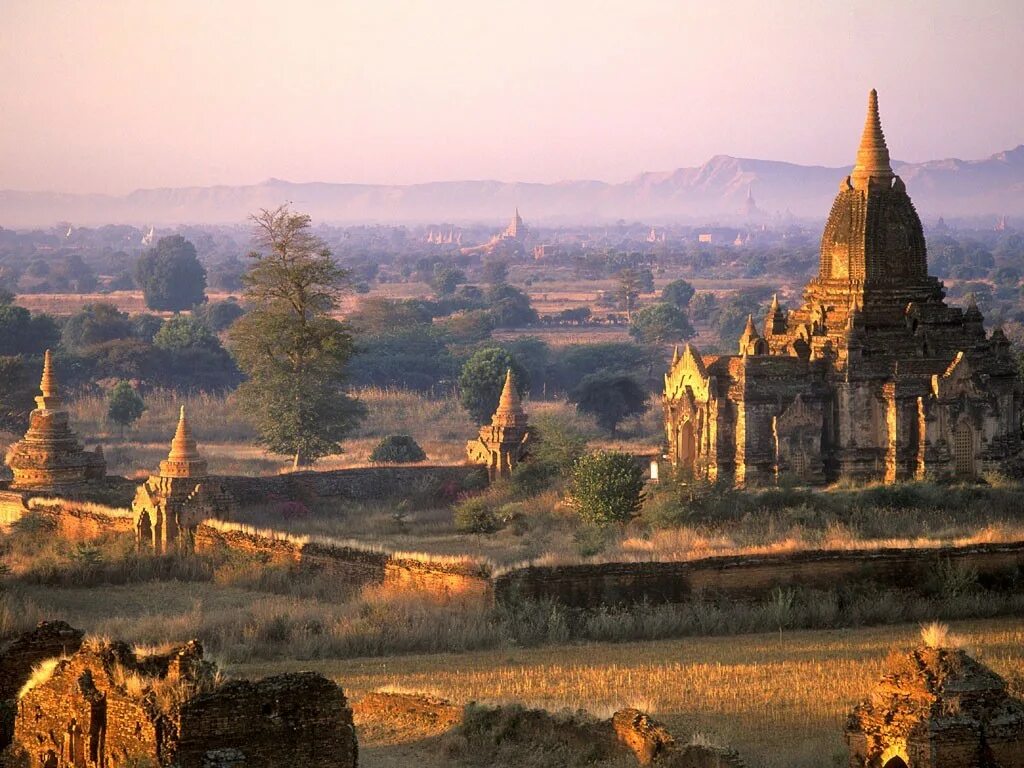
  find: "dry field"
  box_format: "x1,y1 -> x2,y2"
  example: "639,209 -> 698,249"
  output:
234,617 -> 1024,768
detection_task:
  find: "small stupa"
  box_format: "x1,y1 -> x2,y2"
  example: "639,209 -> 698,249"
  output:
465,369 -> 531,480
132,406 -> 232,554
6,350 -> 105,492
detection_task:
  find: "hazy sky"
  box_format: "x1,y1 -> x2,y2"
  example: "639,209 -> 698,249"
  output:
2,0 -> 1022,194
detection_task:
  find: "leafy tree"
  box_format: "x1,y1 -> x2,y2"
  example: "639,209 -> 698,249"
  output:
661,279 -> 695,309
481,259 -> 509,286
61,303 -> 132,351
153,315 -> 219,352
548,342 -> 658,395
629,302 -> 696,344
106,380 -> 145,438
569,451 -> 645,526
430,266 -> 466,297
487,284 -> 538,328
130,314 -> 164,343
0,305 -> 59,356
229,206 -> 365,468
349,326 -> 457,392
0,356 -> 37,432
135,235 -> 207,311
458,347 -> 528,424
348,297 -> 432,335
369,435 -> 427,463
616,269 -> 644,320
570,372 -> 647,435
193,299 -> 245,332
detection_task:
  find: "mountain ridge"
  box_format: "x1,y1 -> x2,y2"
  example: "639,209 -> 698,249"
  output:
3,146 -> 1023,227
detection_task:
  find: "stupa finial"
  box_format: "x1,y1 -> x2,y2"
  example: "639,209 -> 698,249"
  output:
35,349 -> 62,410
496,369 -> 522,414
160,404 -> 207,478
851,89 -> 894,190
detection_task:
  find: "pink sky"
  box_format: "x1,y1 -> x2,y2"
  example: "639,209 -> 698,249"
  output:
2,0 -> 1022,194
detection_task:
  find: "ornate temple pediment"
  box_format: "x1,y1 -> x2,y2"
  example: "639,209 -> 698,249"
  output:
776,394 -> 819,431
665,344 -> 712,402
932,352 -> 981,399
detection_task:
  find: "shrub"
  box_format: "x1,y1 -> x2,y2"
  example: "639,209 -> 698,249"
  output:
569,451 -> 645,526
454,497 -> 501,534
369,435 -> 427,463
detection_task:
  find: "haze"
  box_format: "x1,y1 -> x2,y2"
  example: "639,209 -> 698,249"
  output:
2,0 -> 1022,195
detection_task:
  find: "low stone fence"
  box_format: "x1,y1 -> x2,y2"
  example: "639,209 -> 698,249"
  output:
493,542 -> 1024,608
24,497 -> 135,540
194,521 -> 493,601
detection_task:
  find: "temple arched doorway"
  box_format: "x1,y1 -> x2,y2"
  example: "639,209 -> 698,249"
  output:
953,421 -> 975,479
677,420 -> 696,470
883,758 -> 908,768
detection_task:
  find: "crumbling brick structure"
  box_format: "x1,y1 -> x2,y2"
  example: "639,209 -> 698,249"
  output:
8,634 -> 356,768
664,90 -> 1023,486
132,407 -> 234,554
846,644 -> 1024,767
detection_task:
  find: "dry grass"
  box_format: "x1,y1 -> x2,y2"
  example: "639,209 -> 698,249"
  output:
17,657 -> 62,699
234,617 -> 1024,768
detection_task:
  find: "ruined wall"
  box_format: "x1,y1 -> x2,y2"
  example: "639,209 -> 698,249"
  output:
218,465 -> 486,505
26,498 -> 134,541
195,522 -> 493,601
494,542 -> 1024,608
173,672 -> 357,768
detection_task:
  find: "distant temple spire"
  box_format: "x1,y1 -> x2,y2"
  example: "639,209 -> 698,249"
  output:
851,89 -> 894,190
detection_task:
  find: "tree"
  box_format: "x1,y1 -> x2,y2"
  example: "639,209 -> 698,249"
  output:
617,269 -> 643,320
369,435 -> 427,463
569,451 -> 645,526
228,206 -> 365,468
458,347 -> 528,424
60,303 -> 132,351
481,259 -> 509,286
629,302 -> 696,344
570,372 -> 647,435
0,305 -> 59,356
486,284 -> 538,328
0,356 -> 37,432
661,279 -> 695,309
107,380 -> 145,438
153,315 -> 220,352
193,299 -> 245,332
135,235 -> 207,311
430,265 -> 466,297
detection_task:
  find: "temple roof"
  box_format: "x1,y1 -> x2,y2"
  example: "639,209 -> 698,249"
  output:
159,406 -> 208,479
851,89 -> 894,190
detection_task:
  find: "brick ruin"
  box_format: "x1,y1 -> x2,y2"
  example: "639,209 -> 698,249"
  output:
664,90 -> 1023,486
846,644 -> 1024,767
2,628 -> 356,768
466,369 -> 531,480
131,407 -> 234,554
5,352 -> 105,494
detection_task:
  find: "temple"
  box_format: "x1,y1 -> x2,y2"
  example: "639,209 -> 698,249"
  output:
466,369 -> 531,479
6,351 -> 105,493
663,90 -> 1023,485
132,406 -> 233,553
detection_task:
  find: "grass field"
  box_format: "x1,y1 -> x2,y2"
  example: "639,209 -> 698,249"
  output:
232,617 -> 1024,768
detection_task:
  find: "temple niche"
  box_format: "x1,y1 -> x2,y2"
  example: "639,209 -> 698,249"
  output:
6,350 -> 105,493
663,90 -> 1023,486
132,407 -> 233,554
466,370 -> 530,480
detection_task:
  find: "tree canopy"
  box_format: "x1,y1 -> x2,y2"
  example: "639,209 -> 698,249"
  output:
569,451 -> 645,526
570,372 -> 648,435
458,347 -> 528,424
629,302 -> 696,344
135,235 -> 207,311
228,206 -> 364,467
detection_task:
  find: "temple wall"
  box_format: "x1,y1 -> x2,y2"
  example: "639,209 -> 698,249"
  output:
493,542 -> 1024,608
194,522 -> 492,601
25,498 -> 134,540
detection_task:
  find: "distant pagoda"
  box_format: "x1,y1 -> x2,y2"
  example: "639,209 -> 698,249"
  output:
6,350 -> 105,493
466,369 -> 531,480
132,406 -> 233,554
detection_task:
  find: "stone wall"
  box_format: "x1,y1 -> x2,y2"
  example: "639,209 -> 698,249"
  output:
25,498 -> 134,541
494,542 -> 1024,608
195,521 -> 493,601
218,465 -> 486,505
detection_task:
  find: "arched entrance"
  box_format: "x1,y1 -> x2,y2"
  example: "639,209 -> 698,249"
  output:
953,421 -> 975,479
677,419 -> 696,470
883,758 -> 908,768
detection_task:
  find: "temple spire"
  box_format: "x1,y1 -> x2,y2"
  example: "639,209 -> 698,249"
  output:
36,349 -> 62,410
495,369 -> 523,417
851,89 -> 894,190
160,405 -> 207,478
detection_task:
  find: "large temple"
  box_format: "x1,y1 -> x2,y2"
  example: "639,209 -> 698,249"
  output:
663,90 -> 1023,486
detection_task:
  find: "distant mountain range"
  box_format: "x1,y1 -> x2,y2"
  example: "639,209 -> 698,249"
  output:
3,146 -> 1023,228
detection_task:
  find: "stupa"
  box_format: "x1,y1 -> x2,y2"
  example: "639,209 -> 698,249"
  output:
6,350 -> 105,493
132,406 -> 233,553
466,370 -> 531,480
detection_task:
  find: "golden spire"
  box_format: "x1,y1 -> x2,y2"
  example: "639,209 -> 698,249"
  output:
496,369 -> 523,415
35,349 -> 62,410
769,293 -> 780,314
851,89 -> 894,190
160,405 -> 207,478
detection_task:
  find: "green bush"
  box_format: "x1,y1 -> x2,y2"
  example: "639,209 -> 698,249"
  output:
368,435 -> 427,463
569,451 -> 645,526
454,497 -> 501,534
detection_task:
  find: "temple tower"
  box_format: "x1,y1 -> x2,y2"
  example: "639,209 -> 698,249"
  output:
132,407 -> 232,554
465,370 -> 531,480
6,350 -> 105,492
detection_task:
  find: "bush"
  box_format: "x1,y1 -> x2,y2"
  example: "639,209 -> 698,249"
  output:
454,497 -> 501,534
569,451 -> 645,526
369,435 -> 427,463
